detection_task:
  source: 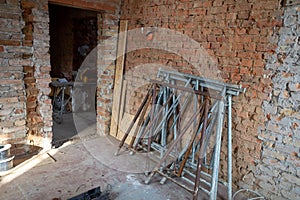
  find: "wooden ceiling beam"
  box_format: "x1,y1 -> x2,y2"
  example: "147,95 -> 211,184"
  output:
48,0 -> 117,12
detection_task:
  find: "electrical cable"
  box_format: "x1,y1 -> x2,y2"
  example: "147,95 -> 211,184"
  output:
233,188 -> 265,200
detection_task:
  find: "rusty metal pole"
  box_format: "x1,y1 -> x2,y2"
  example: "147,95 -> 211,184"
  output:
128,94 -> 151,149
177,100 -> 206,177
115,84 -> 153,156
131,93 -> 174,153
193,98 -> 210,200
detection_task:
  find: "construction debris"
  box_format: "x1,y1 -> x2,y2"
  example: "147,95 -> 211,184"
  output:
47,152 -> 57,162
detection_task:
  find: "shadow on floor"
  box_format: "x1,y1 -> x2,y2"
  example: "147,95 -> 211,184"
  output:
52,112 -> 96,148
10,144 -> 42,167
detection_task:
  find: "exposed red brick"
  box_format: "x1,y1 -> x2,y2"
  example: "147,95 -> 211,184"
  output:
0,39 -> 21,46
241,59 -> 253,67
120,0 -> 284,194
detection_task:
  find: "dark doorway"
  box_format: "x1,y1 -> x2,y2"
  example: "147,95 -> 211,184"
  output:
49,4 -> 97,78
48,4 -> 98,147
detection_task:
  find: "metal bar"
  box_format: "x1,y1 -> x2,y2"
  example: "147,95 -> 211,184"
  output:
177,100 -> 218,162
131,115 -> 150,151
144,88 -> 164,149
151,87 -> 165,134
227,95 -> 233,200
162,87 -> 168,148
152,91 -> 192,141
181,176 -> 196,186
146,83 -> 194,143
198,183 -> 210,195
172,81 -> 179,159
177,100 -> 207,177
160,87 -> 168,170
155,170 -> 194,193
192,80 -> 199,165
160,161 -> 175,184
171,79 -> 178,140
151,79 -> 221,100
199,102 -> 218,160
179,113 -> 214,177
210,89 -> 226,200
158,69 -> 245,94
181,175 -> 211,195
165,75 -> 240,96
168,92 -> 191,130
182,168 -> 212,185
199,176 -> 211,188
150,142 -> 167,152
132,93 -> 174,152
145,107 -> 203,184
128,92 -> 151,149
132,86 -> 166,150
148,84 -> 157,154
161,74 -> 225,93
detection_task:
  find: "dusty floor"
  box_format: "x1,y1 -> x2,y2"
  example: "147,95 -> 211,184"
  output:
52,112 -> 95,147
0,112 -> 231,200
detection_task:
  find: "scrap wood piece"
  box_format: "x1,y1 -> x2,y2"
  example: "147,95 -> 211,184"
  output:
47,152 -> 57,162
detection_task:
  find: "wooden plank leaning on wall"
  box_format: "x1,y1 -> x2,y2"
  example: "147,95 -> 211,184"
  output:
110,20 -> 128,138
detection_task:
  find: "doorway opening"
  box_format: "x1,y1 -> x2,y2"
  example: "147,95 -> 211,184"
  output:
49,4 -> 98,147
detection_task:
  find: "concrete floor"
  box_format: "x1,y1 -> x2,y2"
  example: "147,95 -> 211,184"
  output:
52,112 -> 96,147
0,112 -> 231,200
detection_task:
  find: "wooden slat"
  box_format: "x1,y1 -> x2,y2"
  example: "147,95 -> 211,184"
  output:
110,20 -> 128,137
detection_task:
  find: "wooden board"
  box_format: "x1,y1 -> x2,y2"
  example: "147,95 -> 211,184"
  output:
115,112 -> 136,144
110,20 -> 128,137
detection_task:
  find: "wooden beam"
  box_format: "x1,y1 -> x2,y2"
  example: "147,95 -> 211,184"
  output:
110,20 -> 128,137
48,0 -> 117,12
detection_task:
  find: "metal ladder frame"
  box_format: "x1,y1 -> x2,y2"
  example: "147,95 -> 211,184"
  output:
115,69 -> 245,200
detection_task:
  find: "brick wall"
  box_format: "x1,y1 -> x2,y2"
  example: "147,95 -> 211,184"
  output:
21,0 -> 52,149
0,0 -> 121,148
254,4 -> 300,199
120,0 -> 300,198
0,0 -> 28,144
0,0 -> 52,148
96,10 -> 120,135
